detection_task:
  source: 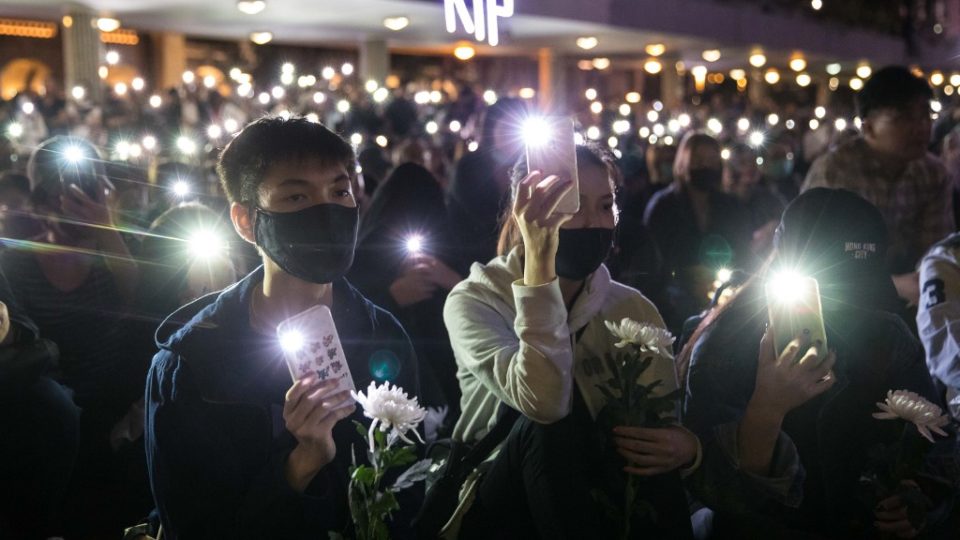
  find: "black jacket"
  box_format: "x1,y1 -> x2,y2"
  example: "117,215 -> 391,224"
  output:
145,267 -> 420,539
684,296 -> 956,539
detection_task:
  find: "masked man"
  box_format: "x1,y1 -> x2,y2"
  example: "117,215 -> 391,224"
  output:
145,117 -> 420,539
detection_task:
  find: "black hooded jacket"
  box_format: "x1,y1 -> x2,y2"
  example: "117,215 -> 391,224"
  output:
145,267 -> 420,539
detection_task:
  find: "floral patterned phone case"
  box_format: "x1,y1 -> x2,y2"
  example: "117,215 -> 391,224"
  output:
277,304 -> 356,393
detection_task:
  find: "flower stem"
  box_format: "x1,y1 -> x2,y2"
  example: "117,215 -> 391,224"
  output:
622,475 -> 636,540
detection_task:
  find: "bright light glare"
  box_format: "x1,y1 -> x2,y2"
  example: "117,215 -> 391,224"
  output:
522,117 -> 551,148
280,330 -> 305,353
717,267 -> 733,283
207,124 -> 222,139
172,180 -> 191,197
748,130 -> 765,148
142,135 -> 157,150
187,229 -> 224,258
176,136 -> 197,156
405,235 -> 423,254
8,121 -> 25,137
63,145 -> 84,163
149,95 -> 162,108
768,271 -> 806,304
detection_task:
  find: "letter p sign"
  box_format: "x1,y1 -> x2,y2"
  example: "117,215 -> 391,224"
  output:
444,0 -> 514,46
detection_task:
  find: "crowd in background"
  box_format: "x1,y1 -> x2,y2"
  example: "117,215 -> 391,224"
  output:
0,61 -> 959,540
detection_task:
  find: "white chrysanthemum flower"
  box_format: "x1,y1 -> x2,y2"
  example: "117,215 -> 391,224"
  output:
604,318 -> 675,356
873,389 -> 951,443
353,381 -> 427,450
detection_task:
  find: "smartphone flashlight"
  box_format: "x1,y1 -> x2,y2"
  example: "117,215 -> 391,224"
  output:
405,234 -> 424,255
716,267 -> 733,284
63,145 -> 86,163
522,117 -> 552,149
279,330 -> 305,354
172,180 -> 191,197
186,229 -> 225,260
767,270 -> 806,305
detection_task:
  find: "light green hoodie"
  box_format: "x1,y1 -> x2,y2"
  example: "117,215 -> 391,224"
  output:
444,247 -> 682,443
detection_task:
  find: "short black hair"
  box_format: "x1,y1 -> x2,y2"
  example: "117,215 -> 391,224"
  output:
217,116 -> 355,205
857,65 -> 933,119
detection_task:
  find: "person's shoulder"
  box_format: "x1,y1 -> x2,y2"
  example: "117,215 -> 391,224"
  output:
340,279 -> 409,340
643,185 -> 680,218
919,151 -> 949,178
604,279 -> 664,326
925,232 -> 960,264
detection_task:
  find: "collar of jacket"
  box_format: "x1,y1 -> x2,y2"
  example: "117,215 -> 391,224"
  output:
155,266 -> 370,405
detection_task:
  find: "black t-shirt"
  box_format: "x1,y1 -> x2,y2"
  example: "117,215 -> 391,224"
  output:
1,250 -> 137,408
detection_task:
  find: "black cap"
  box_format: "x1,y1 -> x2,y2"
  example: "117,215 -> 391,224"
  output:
774,188 -> 900,312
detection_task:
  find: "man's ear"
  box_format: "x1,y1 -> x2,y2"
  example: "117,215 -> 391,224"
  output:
230,202 -> 256,245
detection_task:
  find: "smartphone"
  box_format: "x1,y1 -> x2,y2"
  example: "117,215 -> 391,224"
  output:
59,155 -> 104,200
276,305 -> 356,393
525,116 -> 580,214
765,275 -> 828,358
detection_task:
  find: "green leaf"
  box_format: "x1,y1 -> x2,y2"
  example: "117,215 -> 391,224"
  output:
351,465 -> 375,486
382,446 -> 417,469
390,458 -> 433,492
355,420 -> 369,440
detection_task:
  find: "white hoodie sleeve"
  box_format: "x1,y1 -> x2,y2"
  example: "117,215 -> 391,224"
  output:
918,244 -> 960,388
444,278 -> 574,424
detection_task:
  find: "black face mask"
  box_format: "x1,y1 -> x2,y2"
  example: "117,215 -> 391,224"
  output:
254,203 -> 359,284
555,228 -> 614,280
688,167 -> 722,192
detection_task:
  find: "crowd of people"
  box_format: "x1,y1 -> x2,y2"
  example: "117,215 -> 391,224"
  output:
0,61 -> 959,540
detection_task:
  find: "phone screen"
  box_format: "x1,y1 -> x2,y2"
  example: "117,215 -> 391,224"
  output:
765,275 -> 828,357
525,116 -> 580,214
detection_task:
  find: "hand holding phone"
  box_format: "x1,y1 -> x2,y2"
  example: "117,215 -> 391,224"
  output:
765,273 -> 828,357
277,305 -> 356,394
525,116 -> 580,215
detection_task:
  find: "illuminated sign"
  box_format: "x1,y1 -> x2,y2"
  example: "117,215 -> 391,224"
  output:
444,0 -> 514,46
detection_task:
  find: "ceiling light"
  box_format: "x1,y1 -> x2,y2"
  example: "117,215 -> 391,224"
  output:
643,59 -> 662,74
789,57 -> 807,72
702,49 -> 721,62
592,57 -> 611,70
454,44 -> 475,60
236,1 -> 266,15
645,43 -> 665,57
250,31 -> 273,45
383,16 -> 409,31
729,69 -> 746,80
856,63 -> 872,79
749,52 -> 767,68
850,77 -> 864,90
96,17 -> 120,33
576,36 -> 598,50
796,73 -> 812,86
625,91 -> 641,103
826,63 -> 841,75
930,71 -> 944,86
764,68 -> 780,84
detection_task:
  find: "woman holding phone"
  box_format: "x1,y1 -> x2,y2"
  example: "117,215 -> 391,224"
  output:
444,141 -> 700,539
681,188 -> 954,539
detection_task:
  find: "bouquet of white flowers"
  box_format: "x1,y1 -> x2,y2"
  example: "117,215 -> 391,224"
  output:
332,382 -> 432,540
592,319 -> 683,540
860,390 -> 953,531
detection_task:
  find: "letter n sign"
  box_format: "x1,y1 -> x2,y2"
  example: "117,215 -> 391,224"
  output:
444,0 -> 514,46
